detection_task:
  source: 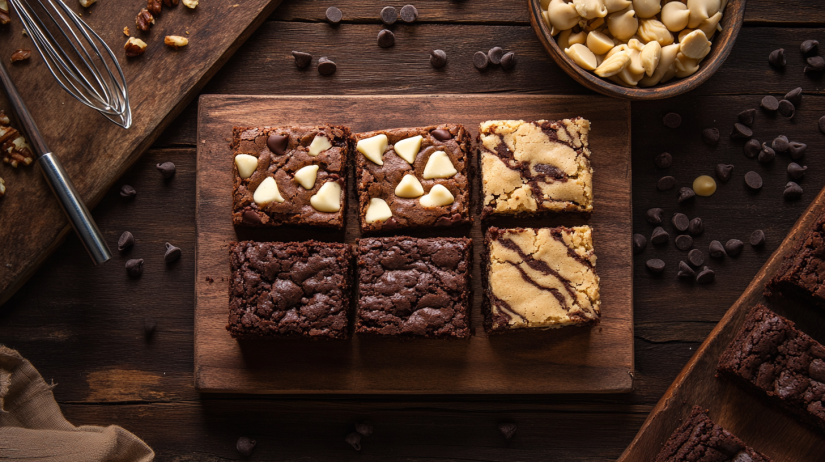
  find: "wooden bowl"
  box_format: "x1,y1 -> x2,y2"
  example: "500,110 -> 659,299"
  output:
528,0 -> 747,100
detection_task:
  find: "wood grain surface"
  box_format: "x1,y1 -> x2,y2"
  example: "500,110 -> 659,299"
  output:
0,0 -> 283,305
195,94 -> 633,394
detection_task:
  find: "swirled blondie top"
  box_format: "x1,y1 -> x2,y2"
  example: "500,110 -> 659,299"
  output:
479,118 -> 593,217
482,226 -> 600,332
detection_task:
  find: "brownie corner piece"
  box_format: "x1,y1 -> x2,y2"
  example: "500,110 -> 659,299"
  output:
355,124 -> 471,232
482,225 -> 600,333
227,240 -> 353,339
231,124 -> 352,229
355,236 -> 471,338
766,211 -> 825,305
479,118 -> 593,218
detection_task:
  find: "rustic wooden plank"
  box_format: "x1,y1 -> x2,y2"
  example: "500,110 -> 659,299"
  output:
0,0 -> 284,305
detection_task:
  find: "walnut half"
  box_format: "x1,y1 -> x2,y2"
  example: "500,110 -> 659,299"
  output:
135,8 -> 154,32
164,35 -> 188,49
147,0 -> 161,16
124,37 -> 147,57
162,0 -> 179,6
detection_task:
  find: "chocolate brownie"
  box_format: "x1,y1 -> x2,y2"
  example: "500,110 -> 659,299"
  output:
767,212 -> 825,304
355,124 -> 471,232
355,236 -> 471,338
479,118 -> 594,218
717,305 -> 825,434
482,226 -> 600,333
227,240 -> 353,339
232,125 -> 351,229
654,406 -> 773,462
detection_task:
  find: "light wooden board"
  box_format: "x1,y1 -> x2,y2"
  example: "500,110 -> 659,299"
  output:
618,186 -> 825,461
0,0 -> 283,305
194,94 -> 633,394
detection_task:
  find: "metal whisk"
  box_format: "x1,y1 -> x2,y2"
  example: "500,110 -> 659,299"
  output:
10,0 -> 131,128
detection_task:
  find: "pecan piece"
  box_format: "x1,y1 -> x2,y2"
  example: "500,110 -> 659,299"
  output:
1,128 -> 34,168
123,26 -> 130,36
147,0 -> 161,16
0,110 -> 10,126
10,49 -> 31,63
182,0 -> 197,8
164,35 -> 188,49
135,8 -> 154,32
78,0 -> 96,7
124,37 -> 147,57
0,177 -> 5,198
162,0 -> 179,6
0,11 -> 10,25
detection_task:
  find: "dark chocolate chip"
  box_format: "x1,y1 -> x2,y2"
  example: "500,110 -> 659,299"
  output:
778,99 -> 795,118
702,128 -> 720,146
715,164 -> 734,183
498,422 -> 517,440
688,217 -> 704,236
725,239 -> 744,256
500,52 -> 516,70
318,57 -> 337,75
758,143 -> 775,163
345,432 -> 362,451
696,266 -> 715,284
688,249 -> 704,267
431,129 -> 452,141
126,258 -> 144,277
355,423 -> 373,437
784,181 -> 803,199
164,242 -> 181,263
236,437 -> 256,457
118,231 -> 134,252
377,29 -> 395,48
788,162 -> 807,180
486,47 -> 504,65
709,240 -> 726,258
242,210 -> 262,225
267,134 -> 288,155
788,141 -> 807,159
380,6 -> 397,25
731,123 -> 753,140
657,176 -> 677,191
633,234 -> 647,254
772,135 -> 789,153
768,48 -> 786,67
750,229 -> 765,247
737,109 -> 756,127
400,4 -> 418,22
292,51 -> 312,68
646,208 -> 664,225
678,187 -> 695,203
655,152 -> 672,169
819,116 -> 825,134
156,162 -> 176,179
646,258 -> 665,273
120,184 -> 137,198
745,171 -> 762,190
743,139 -> 761,158
325,6 -> 343,23
801,39 -> 819,56
473,51 -> 490,69
651,226 -> 669,245
805,56 -> 825,73
672,213 -> 689,231
678,261 -> 696,279
663,112 -> 681,128
144,316 -> 156,337
430,49 -> 447,68
761,95 -> 779,112
675,234 -> 693,251
785,87 -> 802,106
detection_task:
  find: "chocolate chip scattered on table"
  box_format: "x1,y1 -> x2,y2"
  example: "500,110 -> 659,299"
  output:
655,152 -> 672,169
688,249 -> 705,267
647,208 -> 664,225
326,6 -> 343,24
318,57 -> 337,75
633,234 -> 647,254
651,227 -> 669,245
663,113 -> 681,129
429,49 -> 447,68
646,259 -> 665,274
292,51 -> 312,68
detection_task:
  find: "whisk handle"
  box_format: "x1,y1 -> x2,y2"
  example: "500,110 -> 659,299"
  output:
38,153 -> 111,265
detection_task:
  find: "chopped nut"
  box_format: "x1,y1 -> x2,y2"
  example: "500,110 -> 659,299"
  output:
0,177 -> 5,197
1,126 -> 34,168
0,0 -> 9,14
10,49 -> 31,63
136,8 -> 154,32
123,26 -> 130,36
124,37 -> 147,57
0,110 -> 9,126
78,0 -> 96,7
164,35 -> 188,49
182,0 -> 197,8
0,11 -> 10,25
147,0 -> 161,15
162,0 -> 179,6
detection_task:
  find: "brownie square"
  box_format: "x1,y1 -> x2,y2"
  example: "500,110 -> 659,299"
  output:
232,125 -> 351,229
653,406 -> 774,462
767,212 -> 825,304
227,240 -> 353,339
355,124 -> 471,233
356,236 -> 471,338
482,226 -> 600,333
717,304 -> 825,434
479,118 -> 593,218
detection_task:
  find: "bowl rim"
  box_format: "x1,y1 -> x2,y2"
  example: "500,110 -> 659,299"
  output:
528,0 -> 747,100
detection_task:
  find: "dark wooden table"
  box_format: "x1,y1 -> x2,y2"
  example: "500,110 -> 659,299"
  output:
2,1 -> 824,460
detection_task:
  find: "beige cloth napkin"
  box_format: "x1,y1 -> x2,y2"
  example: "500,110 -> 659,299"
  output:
0,345 -> 155,461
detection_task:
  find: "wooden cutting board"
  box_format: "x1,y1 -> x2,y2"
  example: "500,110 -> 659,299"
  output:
0,0 -> 282,304
194,94 -> 634,394
618,187 -> 825,461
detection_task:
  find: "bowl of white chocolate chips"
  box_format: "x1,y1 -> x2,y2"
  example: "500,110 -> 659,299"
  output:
529,0 -> 746,99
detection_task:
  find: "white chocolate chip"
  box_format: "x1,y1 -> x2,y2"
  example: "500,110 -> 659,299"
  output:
594,50 -> 630,77
234,154 -> 258,179
365,198 -> 392,223
638,19 -> 674,46
565,44 -> 598,71
679,29 -> 711,60
394,174 -> 425,198
419,184 -> 454,207
639,43 -> 680,86
309,182 -> 341,212
253,177 -> 284,206
547,0 -> 580,31
604,0 -> 631,13
697,11 -> 722,39
308,134 -> 332,156
294,165 -> 319,189
675,52 -> 700,78
573,0 -> 607,19
632,0 -> 661,18
687,0 -> 721,29
556,29 -> 573,50
586,30 -> 614,55
394,135 -> 422,164
356,134 -> 388,166
422,151 -> 457,179
640,41 -> 661,76
661,1 -> 690,32
606,7 -> 638,41
568,30 -> 587,46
